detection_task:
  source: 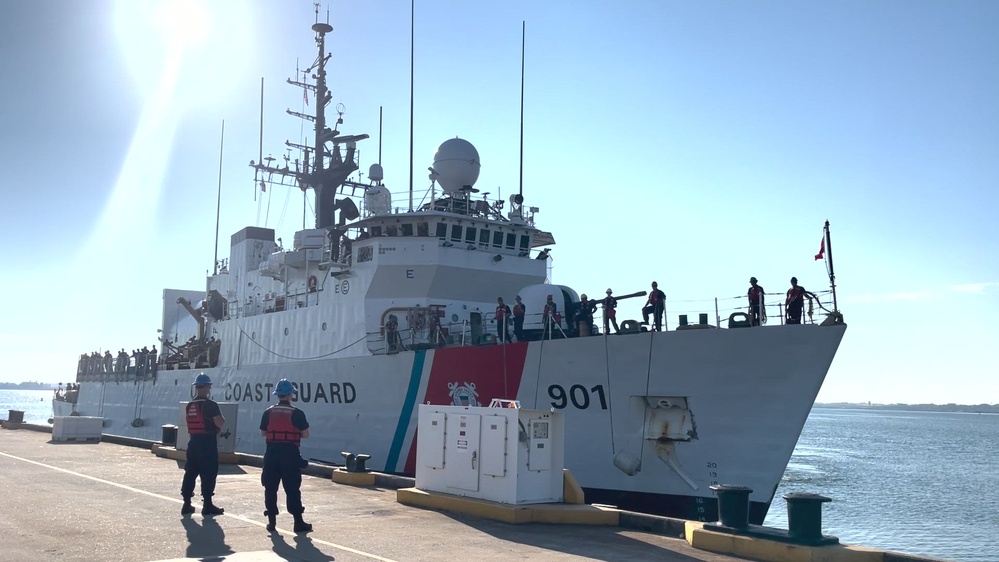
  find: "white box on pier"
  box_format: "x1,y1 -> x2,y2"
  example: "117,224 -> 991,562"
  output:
415,404 -> 564,505
52,416 -> 103,442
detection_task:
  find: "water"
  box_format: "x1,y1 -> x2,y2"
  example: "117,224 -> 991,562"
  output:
2,393 -> 995,560
0,389 -> 55,424
765,407 -> 999,562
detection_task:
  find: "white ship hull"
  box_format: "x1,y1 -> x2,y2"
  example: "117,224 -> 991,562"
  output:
69,322 -> 845,523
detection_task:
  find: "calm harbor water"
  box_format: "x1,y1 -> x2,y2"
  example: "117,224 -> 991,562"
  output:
2,392 -> 996,561
765,407 -> 999,562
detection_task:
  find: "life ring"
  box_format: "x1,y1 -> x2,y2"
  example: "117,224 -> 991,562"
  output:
308,275 -> 318,293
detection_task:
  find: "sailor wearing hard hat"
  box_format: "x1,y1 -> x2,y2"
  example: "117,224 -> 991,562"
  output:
260,379 -> 313,534
181,373 -> 226,516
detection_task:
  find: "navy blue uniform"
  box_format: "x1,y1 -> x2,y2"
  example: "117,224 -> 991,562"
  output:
181,398 -> 221,501
260,403 -> 310,516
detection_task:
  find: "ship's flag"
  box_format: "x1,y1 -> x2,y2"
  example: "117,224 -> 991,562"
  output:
260,180 -> 267,193
304,88 -> 309,106
814,236 -> 825,261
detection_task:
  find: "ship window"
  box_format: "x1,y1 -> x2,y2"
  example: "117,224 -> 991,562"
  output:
418,222 -> 429,237
402,223 -> 414,236
284,327 -> 289,336
505,233 -> 516,249
519,235 -> 530,250
387,225 -> 398,236
465,227 -> 477,243
371,226 -> 382,237
450,224 -> 462,241
436,222 -> 447,239
322,322 -> 327,331
479,229 -> 490,244
492,231 -> 503,247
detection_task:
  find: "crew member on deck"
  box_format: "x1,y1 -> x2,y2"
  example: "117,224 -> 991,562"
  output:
785,277 -> 818,325
260,379 -> 312,534
495,297 -> 512,343
181,373 -> 225,516
577,294 -> 596,336
601,289 -> 620,335
747,277 -> 766,326
642,281 -> 666,331
512,296 -> 526,341
542,294 -> 559,339
385,314 -> 403,353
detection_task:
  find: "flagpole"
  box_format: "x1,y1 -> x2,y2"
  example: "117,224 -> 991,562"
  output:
824,220 -> 837,313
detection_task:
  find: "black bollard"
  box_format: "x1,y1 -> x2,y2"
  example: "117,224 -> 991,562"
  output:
161,424 -> 178,446
709,484 -> 753,529
783,493 -> 832,543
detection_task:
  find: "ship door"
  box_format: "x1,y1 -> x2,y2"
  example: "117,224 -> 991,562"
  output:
444,413 -> 481,491
469,312 -> 483,344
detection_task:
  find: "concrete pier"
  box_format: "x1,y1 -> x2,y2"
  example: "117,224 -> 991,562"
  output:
0,427 -> 747,562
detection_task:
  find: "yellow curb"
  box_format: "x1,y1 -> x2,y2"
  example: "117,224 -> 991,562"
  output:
332,469 -> 376,486
562,468 -> 585,505
151,446 -> 239,464
396,487 -> 618,526
684,521 -> 886,562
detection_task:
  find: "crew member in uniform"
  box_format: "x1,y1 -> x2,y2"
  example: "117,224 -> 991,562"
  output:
785,277 -> 818,325
512,296 -> 526,341
641,281 -> 666,331
601,289 -> 620,334
181,373 -> 225,516
495,297 -> 512,343
577,294 -> 596,336
747,277 -> 766,326
260,379 -> 312,533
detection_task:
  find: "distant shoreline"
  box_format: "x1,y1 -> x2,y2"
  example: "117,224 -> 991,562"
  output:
816,402 -> 999,414
0,382 -> 55,391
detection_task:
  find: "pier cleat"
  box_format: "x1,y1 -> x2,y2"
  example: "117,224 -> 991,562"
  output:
201,504 -> 225,516
181,503 -> 195,515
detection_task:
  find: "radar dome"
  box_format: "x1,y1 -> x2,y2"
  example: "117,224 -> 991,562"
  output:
433,138 -> 480,195
364,184 -> 392,215
368,163 -> 384,183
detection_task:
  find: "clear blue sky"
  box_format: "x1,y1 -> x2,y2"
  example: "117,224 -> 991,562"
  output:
1,0 -> 996,404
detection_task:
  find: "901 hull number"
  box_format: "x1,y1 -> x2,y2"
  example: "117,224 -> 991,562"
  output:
548,384 -> 608,410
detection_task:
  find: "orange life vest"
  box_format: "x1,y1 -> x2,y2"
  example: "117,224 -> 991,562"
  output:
186,399 -> 211,435
265,404 -> 302,446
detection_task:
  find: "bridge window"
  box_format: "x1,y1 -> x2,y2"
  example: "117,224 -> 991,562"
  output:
387,225 -> 398,236
465,227 -> 477,243
371,226 -> 382,237
505,233 -> 516,249
450,224 -> 462,242
492,231 -> 503,248
418,222 -> 429,237
479,229 -> 490,244
436,222 -> 447,239
520,235 -> 530,251
402,223 -> 414,236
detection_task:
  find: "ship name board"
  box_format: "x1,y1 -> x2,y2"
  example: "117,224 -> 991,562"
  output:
223,381 -> 357,404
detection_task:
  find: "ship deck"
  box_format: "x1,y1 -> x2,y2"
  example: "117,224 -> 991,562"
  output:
0,426 -> 748,562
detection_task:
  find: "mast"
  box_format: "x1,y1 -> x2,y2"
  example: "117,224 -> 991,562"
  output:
213,120 -> 224,276
519,21 -> 525,199
824,220 -> 837,313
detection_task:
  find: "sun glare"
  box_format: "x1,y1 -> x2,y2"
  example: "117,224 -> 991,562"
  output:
155,0 -> 210,50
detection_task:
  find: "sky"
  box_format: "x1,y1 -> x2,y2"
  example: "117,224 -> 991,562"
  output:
1,0 -> 996,404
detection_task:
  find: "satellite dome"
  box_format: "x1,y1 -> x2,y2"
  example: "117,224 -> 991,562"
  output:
368,163 -> 384,183
364,184 -> 392,215
433,138 -> 480,195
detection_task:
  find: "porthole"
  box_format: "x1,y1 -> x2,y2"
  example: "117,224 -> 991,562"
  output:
322,322 -> 327,331
451,314 -> 459,322
284,327 -> 289,336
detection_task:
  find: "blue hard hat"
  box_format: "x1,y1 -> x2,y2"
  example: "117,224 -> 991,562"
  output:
273,379 -> 295,397
192,373 -> 212,386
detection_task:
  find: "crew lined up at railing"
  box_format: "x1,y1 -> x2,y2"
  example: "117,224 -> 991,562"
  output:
76,345 -> 159,378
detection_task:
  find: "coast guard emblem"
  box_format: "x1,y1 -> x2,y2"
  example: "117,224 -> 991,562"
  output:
448,382 -> 479,407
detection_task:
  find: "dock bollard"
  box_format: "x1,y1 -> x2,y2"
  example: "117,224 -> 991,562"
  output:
709,484 -> 753,529
783,493 -> 832,543
341,451 -> 372,473
161,424 -> 178,446
8,410 -> 25,424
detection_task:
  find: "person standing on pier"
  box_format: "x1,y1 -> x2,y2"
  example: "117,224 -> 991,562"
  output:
181,373 -> 226,516
260,379 -> 312,534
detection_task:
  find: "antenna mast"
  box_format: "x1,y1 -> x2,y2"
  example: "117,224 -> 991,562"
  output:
213,120 -> 224,275
519,21 -> 525,198
408,0 -> 415,212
